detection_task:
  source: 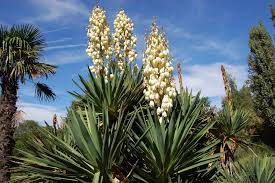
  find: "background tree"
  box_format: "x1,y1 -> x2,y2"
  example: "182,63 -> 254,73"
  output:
13,120 -> 40,156
247,22 -> 275,127
0,24 -> 56,182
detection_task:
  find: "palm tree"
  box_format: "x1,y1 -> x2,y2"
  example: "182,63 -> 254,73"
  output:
0,24 -> 56,182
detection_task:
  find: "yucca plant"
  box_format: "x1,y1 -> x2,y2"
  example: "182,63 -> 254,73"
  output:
73,3 -> 144,123
213,103 -> 251,168
69,63 -> 144,121
211,65 -> 251,169
215,156 -> 275,183
130,90 -> 220,183
11,104 -> 137,183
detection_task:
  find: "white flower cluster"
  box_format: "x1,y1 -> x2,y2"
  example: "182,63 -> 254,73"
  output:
86,6 -> 112,76
113,10 -> 137,72
143,22 -> 176,122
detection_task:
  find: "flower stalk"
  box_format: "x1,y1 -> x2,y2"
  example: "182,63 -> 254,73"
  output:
177,63 -> 184,94
221,65 -> 233,115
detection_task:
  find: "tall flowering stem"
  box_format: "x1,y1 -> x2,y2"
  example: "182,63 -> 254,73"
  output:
86,6 -> 112,76
143,21 -> 176,122
221,65 -> 233,115
177,63 -> 184,94
113,10 -> 137,72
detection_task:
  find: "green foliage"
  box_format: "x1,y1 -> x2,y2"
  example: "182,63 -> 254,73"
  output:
215,156 -> 275,183
11,83 -> 220,183
35,82 -> 56,101
69,64 -> 144,120
131,90 -> 220,183
234,143 -> 273,162
11,104 -> 136,182
248,23 -> 275,127
216,103 -> 250,139
0,24 -> 57,182
13,120 -> 40,156
10,7 -> 275,183
0,24 -> 56,100
212,101 -> 251,169
222,76 -> 262,135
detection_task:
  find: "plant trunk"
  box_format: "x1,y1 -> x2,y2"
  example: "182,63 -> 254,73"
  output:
0,77 -> 18,183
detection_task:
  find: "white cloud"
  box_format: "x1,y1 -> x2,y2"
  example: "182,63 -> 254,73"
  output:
26,0 -> 89,23
43,27 -> 69,34
177,62 -> 247,97
192,39 -> 241,60
132,14 -> 241,60
148,18 -> 241,60
17,102 -> 66,125
164,22 -> 194,39
47,38 -> 72,44
45,49 -> 88,65
45,43 -> 86,51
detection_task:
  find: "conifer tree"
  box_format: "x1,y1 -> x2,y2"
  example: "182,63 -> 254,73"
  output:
248,23 -> 275,126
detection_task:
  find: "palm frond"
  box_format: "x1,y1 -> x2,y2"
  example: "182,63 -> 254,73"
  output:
0,24 -> 55,83
10,24 -> 45,50
34,82 -> 56,101
29,63 -> 57,79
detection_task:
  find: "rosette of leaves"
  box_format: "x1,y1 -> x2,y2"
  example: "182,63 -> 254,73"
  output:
213,102 -> 251,169
130,90 -> 220,183
214,156 -> 275,183
70,63 -> 144,121
10,104 -> 138,183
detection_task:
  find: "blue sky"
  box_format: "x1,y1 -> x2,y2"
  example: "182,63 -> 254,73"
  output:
1,0 -> 274,124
